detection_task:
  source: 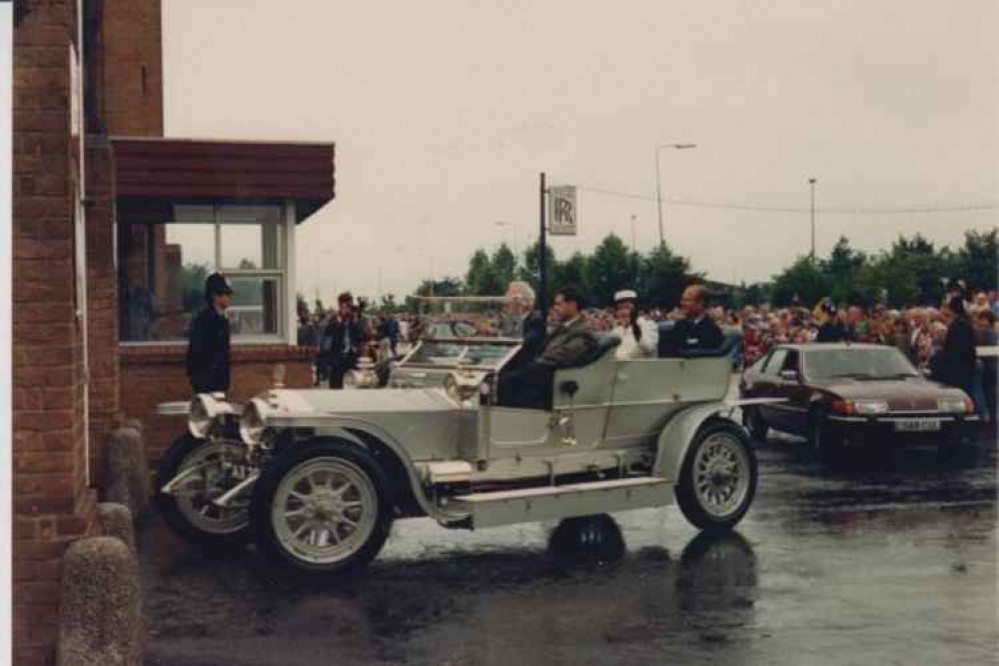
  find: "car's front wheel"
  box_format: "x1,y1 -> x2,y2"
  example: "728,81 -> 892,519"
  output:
154,434 -> 251,549
250,440 -> 393,575
676,421 -> 757,533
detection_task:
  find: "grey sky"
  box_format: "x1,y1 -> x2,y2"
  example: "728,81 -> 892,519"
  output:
163,0 -> 997,304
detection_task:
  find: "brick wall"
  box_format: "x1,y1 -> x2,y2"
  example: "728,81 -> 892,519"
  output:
85,136 -> 120,480
120,345 -> 315,463
13,2 -> 99,664
99,0 -> 163,136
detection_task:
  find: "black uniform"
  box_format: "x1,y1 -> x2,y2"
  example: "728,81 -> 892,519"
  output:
659,316 -> 724,357
931,315 -> 977,398
186,306 -> 231,394
815,321 -> 848,343
322,317 -> 366,389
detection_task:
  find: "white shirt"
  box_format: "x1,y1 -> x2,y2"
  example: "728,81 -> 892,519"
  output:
614,317 -> 659,359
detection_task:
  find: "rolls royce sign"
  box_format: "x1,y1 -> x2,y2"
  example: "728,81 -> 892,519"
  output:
549,185 -> 577,236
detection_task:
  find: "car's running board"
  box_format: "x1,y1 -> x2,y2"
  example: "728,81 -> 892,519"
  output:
447,476 -> 670,529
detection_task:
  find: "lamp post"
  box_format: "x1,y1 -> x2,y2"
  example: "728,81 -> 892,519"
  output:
654,142 -> 697,248
808,177 -> 817,259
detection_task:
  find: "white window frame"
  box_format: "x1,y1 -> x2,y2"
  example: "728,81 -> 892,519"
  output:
119,200 -> 297,347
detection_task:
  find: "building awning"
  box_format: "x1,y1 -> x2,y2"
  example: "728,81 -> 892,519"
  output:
109,137 -> 335,222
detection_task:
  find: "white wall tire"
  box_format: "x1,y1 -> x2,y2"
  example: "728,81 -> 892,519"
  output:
676,421 -> 758,532
250,440 -> 393,575
154,435 -> 251,548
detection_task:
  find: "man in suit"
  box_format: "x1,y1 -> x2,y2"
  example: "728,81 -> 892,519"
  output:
499,286 -> 596,407
660,285 -> 724,356
186,273 -> 233,395
321,292 -> 366,389
930,295 -> 977,401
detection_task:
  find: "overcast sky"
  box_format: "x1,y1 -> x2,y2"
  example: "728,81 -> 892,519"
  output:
162,0 -> 997,304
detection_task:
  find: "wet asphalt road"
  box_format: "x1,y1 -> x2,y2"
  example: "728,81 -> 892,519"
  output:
141,426 -> 997,666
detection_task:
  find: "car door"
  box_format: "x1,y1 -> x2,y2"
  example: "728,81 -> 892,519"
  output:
754,348 -> 787,426
773,349 -> 809,434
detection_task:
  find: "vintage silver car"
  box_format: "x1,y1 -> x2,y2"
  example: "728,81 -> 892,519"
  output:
156,329 -> 769,575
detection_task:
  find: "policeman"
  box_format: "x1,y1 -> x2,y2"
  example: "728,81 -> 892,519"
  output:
186,272 -> 233,395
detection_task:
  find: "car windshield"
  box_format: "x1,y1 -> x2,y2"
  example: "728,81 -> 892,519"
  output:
399,339 -> 518,370
410,295 -> 526,340
804,347 -> 919,380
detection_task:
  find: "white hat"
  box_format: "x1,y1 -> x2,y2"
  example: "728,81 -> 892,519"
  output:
614,289 -> 638,303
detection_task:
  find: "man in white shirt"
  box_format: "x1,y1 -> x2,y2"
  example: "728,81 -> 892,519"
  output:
612,289 -> 658,359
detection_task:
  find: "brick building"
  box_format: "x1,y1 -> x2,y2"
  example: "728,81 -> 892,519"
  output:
12,1 -> 335,662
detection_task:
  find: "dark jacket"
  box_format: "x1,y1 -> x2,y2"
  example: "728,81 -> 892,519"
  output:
933,316 -> 977,392
538,316 -> 597,367
186,306 -> 231,394
660,316 -> 724,357
321,317 -> 366,369
816,321 -> 848,343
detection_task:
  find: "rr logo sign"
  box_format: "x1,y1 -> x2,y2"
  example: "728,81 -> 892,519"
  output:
549,186 -> 577,236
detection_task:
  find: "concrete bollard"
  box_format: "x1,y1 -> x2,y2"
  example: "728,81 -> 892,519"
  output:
57,537 -> 143,666
104,423 -> 151,520
97,503 -> 136,554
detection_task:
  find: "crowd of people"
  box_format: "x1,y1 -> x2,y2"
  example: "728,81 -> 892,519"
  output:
294,283 -> 998,422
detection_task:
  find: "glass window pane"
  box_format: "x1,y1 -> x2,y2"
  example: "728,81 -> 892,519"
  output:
217,204 -> 282,224
220,221 -> 282,270
171,204 -> 215,222
228,276 -> 281,337
118,222 -> 216,342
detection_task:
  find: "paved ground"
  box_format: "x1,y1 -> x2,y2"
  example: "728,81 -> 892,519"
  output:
141,426 -> 997,666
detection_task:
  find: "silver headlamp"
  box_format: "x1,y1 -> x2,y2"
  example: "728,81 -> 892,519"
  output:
239,398 -> 269,447
188,393 -> 234,439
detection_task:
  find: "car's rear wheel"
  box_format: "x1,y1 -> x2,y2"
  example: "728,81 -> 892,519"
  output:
154,434 -> 251,549
250,440 -> 393,575
676,421 -> 757,533
742,407 -> 769,442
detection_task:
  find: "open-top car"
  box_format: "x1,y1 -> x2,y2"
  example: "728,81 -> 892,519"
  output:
156,326 -> 771,575
739,343 -> 977,454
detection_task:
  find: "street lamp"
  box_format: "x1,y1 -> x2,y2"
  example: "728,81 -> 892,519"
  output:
808,177 -> 817,259
655,142 -> 698,248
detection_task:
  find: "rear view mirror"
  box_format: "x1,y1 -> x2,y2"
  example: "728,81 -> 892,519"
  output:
779,370 -> 799,382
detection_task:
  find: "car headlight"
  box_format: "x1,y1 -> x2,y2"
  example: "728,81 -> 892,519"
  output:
239,398 -> 268,446
853,399 -> 890,415
188,394 -> 233,438
938,397 -> 972,414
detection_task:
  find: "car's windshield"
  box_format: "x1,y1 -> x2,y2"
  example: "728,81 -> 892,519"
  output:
804,347 -> 919,380
410,296 -> 526,341
399,339 -> 518,370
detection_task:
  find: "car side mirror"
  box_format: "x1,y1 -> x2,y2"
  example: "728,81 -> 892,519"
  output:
779,370 -> 799,382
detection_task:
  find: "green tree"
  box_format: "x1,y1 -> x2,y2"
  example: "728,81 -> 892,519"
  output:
585,234 -> 634,307
955,229 -> 997,292
415,276 -> 464,297
638,244 -> 694,310
518,240 -> 557,305
491,243 -> 517,288
770,257 -> 830,308
822,236 -> 867,304
180,262 -> 211,313
554,252 -> 588,298
465,249 -> 503,295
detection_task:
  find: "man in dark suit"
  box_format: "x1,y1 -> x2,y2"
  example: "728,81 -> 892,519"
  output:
321,292 -> 366,389
815,303 -> 849,343
660,285 -> 724,356
930,295 -> 977,400
186,273 -> 233,395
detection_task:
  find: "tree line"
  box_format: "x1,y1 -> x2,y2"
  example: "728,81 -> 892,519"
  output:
410,228 -> 996,312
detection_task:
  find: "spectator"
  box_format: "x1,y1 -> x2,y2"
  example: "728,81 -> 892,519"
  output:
929,296 -> 977,401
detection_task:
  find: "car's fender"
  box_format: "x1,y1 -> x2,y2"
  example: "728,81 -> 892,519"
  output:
273,414 -> 470,525
653,399 -> 778,483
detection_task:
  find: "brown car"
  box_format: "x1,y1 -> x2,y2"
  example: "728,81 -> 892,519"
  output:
739,343 -> 976,453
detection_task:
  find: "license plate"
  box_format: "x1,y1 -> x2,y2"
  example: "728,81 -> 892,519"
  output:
893,418 -> 941,432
